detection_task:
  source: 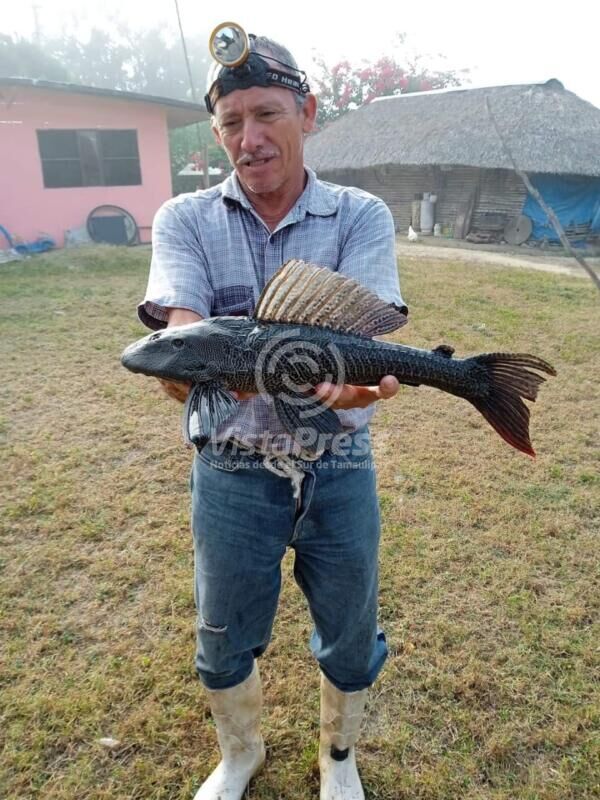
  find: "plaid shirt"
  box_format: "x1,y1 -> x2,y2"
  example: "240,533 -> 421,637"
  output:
138,167 -> 406,450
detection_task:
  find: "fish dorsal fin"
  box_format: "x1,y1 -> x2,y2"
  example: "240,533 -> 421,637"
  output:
253,260 -> 407,337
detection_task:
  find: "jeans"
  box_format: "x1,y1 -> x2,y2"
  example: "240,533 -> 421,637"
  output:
190,428 -> 388,692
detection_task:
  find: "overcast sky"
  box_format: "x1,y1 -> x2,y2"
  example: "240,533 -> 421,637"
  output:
4,0 -> 600,108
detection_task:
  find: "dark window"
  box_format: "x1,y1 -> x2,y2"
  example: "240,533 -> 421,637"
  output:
101,130 -> 139,158
37,129 -> 141,188
38,130 -> 79,159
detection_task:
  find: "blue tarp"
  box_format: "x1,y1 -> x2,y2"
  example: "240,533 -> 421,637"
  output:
523,174 -> 600,242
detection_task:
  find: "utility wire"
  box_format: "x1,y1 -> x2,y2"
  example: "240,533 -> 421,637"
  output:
174,0 -> 198,103
173,0 -> 210,188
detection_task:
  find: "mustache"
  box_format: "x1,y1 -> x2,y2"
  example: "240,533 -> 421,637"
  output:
236,149 -> 280,166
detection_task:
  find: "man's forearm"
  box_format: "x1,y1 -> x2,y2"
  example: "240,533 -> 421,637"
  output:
167,308 -> 203,327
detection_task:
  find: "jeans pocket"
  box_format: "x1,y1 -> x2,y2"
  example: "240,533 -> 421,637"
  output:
196,441 -> 265,473
197,445 -> 243,473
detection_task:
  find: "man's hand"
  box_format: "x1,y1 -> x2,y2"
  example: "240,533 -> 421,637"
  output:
314,376 -> 400,410
158,378 -> 257,404
158,378 -> 191,404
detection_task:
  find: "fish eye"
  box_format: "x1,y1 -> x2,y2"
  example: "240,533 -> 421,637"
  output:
172,338 -> 185,349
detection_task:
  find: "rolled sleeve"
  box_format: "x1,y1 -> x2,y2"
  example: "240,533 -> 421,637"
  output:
338,198 -> 407,314
137,199 -> 214,330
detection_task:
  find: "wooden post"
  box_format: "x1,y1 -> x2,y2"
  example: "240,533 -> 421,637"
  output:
485,96 -> 600,292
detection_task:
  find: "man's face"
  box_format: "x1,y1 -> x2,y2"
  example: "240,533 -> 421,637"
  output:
212,84 -> 316,197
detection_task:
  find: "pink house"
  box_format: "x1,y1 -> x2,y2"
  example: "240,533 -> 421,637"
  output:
0,78 -> 208,249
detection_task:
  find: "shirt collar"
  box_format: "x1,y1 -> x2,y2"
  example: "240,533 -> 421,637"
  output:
220,171 -> 251,209
220,166 -> 338,220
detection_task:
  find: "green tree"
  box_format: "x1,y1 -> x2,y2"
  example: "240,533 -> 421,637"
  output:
0,34 -> 70,81
116,25 -> 210,100
40,24 -> 210,100
41,28 -> 130,89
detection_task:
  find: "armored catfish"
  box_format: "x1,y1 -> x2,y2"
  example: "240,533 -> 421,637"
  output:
121,260 -> 556,455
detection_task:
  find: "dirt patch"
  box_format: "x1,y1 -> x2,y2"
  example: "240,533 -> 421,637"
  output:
396,238 -> 600,279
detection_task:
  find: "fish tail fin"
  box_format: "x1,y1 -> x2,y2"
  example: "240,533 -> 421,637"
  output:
465,353 -> 556,457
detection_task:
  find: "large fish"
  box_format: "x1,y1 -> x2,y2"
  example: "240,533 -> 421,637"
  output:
122,260 -> 556,456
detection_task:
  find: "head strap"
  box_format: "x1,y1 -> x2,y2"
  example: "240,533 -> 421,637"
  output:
205,46 -> 310,113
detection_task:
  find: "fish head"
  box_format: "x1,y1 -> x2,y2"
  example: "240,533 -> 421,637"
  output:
121,321 -> 217,383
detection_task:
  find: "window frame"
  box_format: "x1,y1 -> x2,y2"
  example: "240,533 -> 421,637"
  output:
37,129 -> 142,189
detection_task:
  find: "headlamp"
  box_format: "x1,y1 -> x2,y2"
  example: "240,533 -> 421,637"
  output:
205,22 -> 310,114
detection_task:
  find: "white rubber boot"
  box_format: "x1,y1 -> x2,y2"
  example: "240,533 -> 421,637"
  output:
193,662 -> 265,800
319,673 -> 368,800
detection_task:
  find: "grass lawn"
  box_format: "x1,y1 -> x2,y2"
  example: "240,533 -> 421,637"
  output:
1,245 -> 598,800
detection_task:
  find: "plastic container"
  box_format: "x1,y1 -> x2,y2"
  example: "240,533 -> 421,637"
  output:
420,198 -> 435,235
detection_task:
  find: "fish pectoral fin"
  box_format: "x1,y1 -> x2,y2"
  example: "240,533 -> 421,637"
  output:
182,384 -> 203,448
198,382 -> 239,433
182,382 -> 239,449
274,391 -> 343,451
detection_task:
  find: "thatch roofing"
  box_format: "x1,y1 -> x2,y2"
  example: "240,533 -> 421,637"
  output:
305,80 -> 600,177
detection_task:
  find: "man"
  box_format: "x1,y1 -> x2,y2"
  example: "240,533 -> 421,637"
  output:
138,28 -> 407,800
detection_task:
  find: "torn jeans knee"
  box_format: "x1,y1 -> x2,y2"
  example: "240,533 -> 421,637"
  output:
199,616 -> 228,634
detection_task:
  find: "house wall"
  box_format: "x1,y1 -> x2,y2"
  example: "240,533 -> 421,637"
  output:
0,85 -> 174,248
319,165 -> 527,235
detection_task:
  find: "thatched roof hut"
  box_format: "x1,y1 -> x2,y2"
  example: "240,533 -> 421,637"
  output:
305,81 -> 600,242
305,80 -> 600,177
